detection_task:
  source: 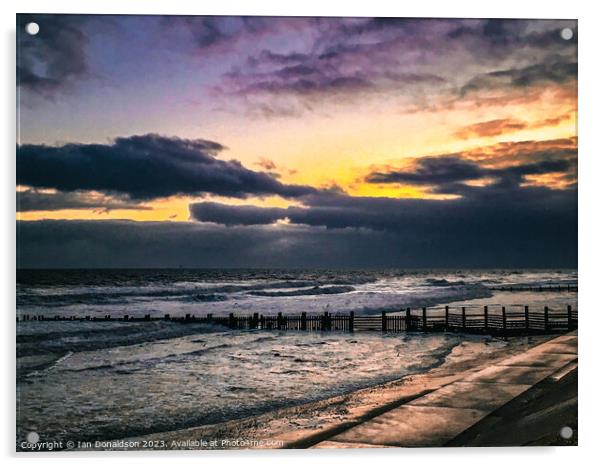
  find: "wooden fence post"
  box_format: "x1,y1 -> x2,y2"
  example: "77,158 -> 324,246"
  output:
567,305 -> 573,330
445,306 -> 449,330
229,313 -> 235,329
462,307 -> 466,330
277,312 -> 283,330
253,313 -> 259,329
406,308 -> 411,331
349,311 -> 354,332
123,315 -> 128,321
422,307 -> 427,332
164,314 -> 171,321
544,306 -> 549,332
502,307 -> 507,331
484,306 -> 488,330
301,311 -> 307,331
524,306 -> 529,330
321,311 -> 328,331
259,314 -> 264,329
382,311 -> 387,332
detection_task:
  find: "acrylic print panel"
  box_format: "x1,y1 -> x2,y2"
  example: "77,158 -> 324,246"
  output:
16,14 -> 577,451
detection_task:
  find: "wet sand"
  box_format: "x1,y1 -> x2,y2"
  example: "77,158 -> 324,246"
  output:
97,334 -> 559,450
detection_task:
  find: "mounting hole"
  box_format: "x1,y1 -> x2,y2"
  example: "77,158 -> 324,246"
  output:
25,22 -> 39,36
560,28 -> 573,41
559,426 -> 573,439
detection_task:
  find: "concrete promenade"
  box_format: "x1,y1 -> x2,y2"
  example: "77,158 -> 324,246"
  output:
310,331 -> 577,448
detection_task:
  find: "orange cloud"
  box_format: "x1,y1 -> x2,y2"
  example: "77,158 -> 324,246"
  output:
455,111 -> 574,140
455,118 -> 528,139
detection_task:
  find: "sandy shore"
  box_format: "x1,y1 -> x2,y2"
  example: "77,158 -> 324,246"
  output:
92,334 -> 558,450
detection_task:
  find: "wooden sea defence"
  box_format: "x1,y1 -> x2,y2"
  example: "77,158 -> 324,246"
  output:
17,304 -> 578,336
488,285 -> 577,292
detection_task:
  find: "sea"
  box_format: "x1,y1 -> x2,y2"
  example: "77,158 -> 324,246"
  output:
16,269 -> 577,446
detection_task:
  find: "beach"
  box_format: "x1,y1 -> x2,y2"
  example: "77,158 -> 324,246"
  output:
98,332 -> 573,450
16,269 -> 577,450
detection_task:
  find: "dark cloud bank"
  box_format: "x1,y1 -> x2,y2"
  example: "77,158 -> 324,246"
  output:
17,133 -> 577,268
17,134 -> 317,200
184,183 -> 576,269
17,209 -> 576,268
18,170 -> 577,269
184,138 -> 577,268
16,189 -> 150,212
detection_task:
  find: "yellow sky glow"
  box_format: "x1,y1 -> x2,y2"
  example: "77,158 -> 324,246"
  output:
18,86 -> 576,222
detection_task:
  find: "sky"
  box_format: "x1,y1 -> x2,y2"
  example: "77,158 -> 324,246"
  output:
16,14 -> 578,268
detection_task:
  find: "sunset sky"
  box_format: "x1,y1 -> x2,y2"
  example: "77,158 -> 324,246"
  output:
16,15 -> 578,268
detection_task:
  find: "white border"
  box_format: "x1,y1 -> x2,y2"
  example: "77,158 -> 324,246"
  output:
2,1 -> 601,465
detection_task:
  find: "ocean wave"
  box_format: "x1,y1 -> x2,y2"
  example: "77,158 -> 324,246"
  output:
424,278 -> 466,286
181,293 -> 229,302
18,279 -> 367,307
354,284 -> 493,315
248,285 -> 355,297
16,321 -> 221,357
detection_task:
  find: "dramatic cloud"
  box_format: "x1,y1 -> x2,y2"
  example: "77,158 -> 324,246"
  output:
190,181 -> 576,231
460,56 -> 577,95
16,189 -> 151,212
17,14 -> 91,97
190,202 -> 287,226
454,114 -> 573,140
455,119 -> 528,139
366,156 -> 574,191
17,134 -> 318,201
189,136 -> 577,263
210,18 -> 576,116
367,138 -> 577,191
17,217 -> 577,269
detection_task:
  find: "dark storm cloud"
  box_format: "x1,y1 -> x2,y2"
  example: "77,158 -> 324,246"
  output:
367,157 -> 486,186
367,137 -> 577,191
190,178 -> 576,230
17,14 -> 90,96
461,57 -> 577,94
366,156 -> 574,189
189,137 -> 577,263
17,134 -> 318,200
18,134 -> 578,269
17,215 -> 577,269
16,190 -> 151,212
190,202 -> 287,226
16,220 -> 396,269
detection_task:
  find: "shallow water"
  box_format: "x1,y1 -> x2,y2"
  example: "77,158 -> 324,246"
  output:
17,326 -> 507,444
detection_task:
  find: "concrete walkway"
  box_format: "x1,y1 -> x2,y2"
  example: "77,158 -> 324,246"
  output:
311,331 -> 577,448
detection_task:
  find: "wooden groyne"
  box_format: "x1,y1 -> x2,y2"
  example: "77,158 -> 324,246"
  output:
487,285 -> 577,292
17,304 -> 577,336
